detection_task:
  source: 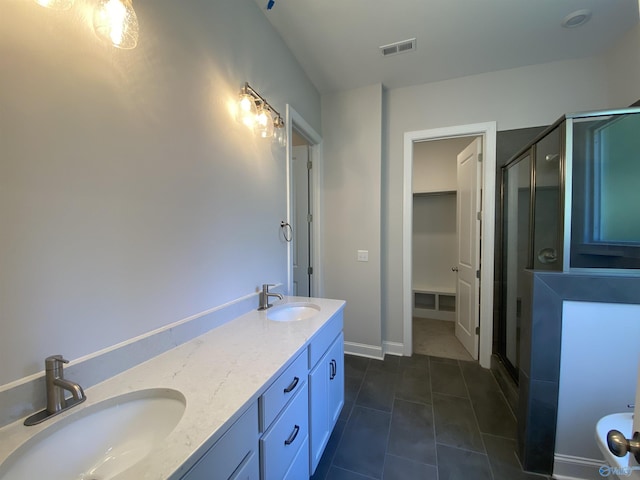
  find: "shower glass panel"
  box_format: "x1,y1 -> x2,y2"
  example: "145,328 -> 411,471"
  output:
497,106 -> 640,384
501,153 -> 531,378
570,112 -> 640,269
533,126 -> 562,270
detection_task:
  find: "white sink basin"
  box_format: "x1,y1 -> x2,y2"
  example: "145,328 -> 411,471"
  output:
0,388 -> 186,480
267,302 -> 320,322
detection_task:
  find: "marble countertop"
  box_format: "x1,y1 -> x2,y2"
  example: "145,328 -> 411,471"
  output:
0,296 -> 346,479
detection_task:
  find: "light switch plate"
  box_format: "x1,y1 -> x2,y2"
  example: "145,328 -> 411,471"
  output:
357,250 -> 369,262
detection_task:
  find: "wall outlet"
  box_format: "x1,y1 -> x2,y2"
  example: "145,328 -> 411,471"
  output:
357,250 -> 369,262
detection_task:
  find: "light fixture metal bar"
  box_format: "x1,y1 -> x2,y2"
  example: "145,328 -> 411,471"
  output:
242,82 -> 282,120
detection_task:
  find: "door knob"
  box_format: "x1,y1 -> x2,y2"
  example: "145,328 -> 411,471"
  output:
452,267 -> 458,272
607,430 -> 640,462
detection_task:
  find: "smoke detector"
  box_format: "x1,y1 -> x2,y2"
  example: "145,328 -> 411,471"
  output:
562,9 -> 592,28
379,38 -> 417,57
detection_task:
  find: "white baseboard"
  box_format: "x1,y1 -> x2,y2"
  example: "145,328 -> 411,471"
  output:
383,341 -> 404,357
553,453 -> 606,480
344,341 -> 384,360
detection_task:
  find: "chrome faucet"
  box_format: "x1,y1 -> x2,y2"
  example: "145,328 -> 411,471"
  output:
258,284 -> 283,310
24,355 -> 86,426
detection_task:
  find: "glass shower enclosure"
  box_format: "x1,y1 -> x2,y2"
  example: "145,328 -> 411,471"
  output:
499,107 -> 640,381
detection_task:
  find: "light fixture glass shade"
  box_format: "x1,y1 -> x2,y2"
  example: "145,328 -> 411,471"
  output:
93,0 -> 139,49
273,116 -> 286,147
254,104 -> 274,138
237,93 -> 257,128
34,0 -> 74,10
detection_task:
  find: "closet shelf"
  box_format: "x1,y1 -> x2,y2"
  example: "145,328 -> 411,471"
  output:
412,287 -> 456,321
413,190 -> 456,197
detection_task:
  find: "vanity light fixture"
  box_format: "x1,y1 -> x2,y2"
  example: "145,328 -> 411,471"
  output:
34,0 -> 74,10
238,91 -> 258,128
93,0 -> 139,49
255,102 -> 275,138
274,115 -> 286,147
237,83 -> 286,145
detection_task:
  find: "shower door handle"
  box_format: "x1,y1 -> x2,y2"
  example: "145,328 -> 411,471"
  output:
537,248 -> 557,264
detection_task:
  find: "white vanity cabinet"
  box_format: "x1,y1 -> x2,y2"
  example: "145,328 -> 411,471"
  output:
308,311 -> 345,474
181,402 -> 259,480
178,303 -> 345,480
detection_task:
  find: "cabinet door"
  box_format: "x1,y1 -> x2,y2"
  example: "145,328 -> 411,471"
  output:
229,450 -> 259,480
309,332 -> 344,474
181,404 -> 259,480
309,355 -> 330,473
327,332 -> 344,427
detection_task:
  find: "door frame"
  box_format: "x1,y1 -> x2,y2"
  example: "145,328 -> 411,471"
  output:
403,122 -> 497,368
286,105 -> 324,297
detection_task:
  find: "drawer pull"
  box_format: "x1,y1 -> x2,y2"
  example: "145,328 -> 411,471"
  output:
283,376 -> 299,393
284,425 -> 300,446
330,359 -> 337,380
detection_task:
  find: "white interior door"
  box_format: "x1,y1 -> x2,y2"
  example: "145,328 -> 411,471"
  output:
455,138 -> 482,358
292,145 -> 311,297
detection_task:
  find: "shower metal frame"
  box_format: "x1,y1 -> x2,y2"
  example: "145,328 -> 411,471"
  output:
498,105 -> 640,381
502,105 -> 640,275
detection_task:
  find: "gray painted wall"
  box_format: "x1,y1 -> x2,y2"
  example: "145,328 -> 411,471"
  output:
0,0 -> 320,386
382,56 -> 616,350
322,84 -> 383,354
320,24 -> 640,355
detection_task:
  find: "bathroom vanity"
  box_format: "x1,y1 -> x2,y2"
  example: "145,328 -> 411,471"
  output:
182,306 -> 344,480
0,296 -> 345,480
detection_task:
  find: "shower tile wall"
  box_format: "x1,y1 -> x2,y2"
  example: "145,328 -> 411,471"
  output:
517,272 -> 640,474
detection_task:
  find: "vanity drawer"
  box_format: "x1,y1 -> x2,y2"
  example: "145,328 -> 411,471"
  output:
260,350 -> 307,431
260,382 -> 309,480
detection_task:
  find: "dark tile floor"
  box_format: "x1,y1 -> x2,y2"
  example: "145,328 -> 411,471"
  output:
311,354 -> 550,480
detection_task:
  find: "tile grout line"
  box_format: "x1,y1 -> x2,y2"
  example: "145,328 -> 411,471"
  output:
324,357 -> 369,480
460,360 -> 496,480
328,465 -> 379,480
320,407 -> 349,480
489,368 -> 518,422
380,396 -> 395,480
431,390 -> 472,401
428,356 -> 441,480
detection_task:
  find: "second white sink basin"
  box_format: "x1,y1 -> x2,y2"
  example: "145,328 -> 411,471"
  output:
267,302 -> 320,322
0,388 -> 186,480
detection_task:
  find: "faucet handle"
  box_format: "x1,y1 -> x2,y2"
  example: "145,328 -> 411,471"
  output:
45,355 -> 69,369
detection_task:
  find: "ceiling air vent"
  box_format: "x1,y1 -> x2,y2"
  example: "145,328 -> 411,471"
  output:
380,38 -> 416,57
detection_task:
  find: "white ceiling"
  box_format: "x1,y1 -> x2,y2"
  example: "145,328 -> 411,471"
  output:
255,0 -> 639,94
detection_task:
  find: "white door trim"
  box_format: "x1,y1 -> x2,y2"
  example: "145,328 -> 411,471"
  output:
403,122 -> 496,368
286,105 -> 324,297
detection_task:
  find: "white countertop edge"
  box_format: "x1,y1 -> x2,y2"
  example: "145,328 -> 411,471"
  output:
0,296 -> 346,480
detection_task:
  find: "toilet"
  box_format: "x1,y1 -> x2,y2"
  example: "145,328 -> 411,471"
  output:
596,412 -> 640,479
